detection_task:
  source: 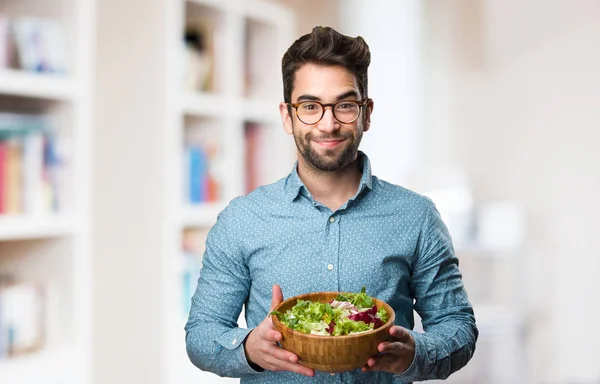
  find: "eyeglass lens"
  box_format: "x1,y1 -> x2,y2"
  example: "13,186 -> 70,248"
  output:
297,101 -> 360,124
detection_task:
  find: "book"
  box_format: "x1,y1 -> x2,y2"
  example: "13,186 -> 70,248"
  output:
3,138 -> 22,214
0,281 -> 45,358
244,122 -> 262,194
0,141 -> 5,213
0,15 -> 10,68
187,145 -> 208,204
22,130 -> 45,214
11,17 -> 68,73
183,19 -> 215,92
0,113 -> 60,215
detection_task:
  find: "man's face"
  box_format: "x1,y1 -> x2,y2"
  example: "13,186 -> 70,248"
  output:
280,63 -> 372,173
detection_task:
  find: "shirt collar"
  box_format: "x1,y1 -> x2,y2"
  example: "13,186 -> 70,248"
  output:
284,151 -> 373,202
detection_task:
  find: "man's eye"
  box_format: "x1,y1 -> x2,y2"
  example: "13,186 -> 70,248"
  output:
336,102 -> 355,110
302,103 -> 319,111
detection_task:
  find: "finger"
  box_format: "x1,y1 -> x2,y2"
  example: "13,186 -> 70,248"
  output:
378,341 -> 405,354
265,329 -> 282,342
389,325 -> 411,342
263,354 -> 314,377
270,284 -> 283,311
267,343 -> 299,363
280,361 -> 315,377
362,354 -> 395,372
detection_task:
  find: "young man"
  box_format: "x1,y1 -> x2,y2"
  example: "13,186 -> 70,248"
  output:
186,26 -> 477,383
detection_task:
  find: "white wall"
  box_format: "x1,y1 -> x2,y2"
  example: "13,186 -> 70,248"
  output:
93,0 -> 167,383
275,0 -> 340,36
421,1 -> 600,382
338,0 -> 422,185
340,0 -> 600,382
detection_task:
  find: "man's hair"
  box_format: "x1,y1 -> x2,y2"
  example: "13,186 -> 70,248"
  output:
282,26 -> 371,103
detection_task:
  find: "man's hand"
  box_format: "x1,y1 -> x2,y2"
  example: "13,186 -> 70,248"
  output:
361,325 -> 416,374
244,284 -> 315,377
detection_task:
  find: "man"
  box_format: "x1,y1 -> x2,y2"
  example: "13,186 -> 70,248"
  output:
185,26 -> 477,383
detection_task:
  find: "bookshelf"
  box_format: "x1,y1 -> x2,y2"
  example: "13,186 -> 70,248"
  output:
0,0 -> 93,383
94,0 -> 294,383
165,1 -> 296,383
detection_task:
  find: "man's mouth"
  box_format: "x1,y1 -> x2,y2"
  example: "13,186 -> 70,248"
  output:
313,138 -> 346,149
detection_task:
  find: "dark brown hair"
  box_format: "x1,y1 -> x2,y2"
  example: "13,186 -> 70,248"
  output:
282,26 -> 371,103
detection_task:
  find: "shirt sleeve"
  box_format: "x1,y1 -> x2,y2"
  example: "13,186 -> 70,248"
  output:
395,199 -> 478,382
184,201 -> 263,378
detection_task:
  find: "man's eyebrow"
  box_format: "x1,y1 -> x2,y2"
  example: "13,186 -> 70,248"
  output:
295,90 -> 361,103
296,94 -> 321,102
336,90 -> 360,101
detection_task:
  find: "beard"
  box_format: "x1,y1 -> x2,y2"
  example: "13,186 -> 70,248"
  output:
292,120 -> 364,172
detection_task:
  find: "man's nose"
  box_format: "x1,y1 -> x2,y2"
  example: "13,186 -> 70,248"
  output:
316,107 -> 339,133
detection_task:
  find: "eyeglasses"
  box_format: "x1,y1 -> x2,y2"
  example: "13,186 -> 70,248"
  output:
287,99 -> 370,125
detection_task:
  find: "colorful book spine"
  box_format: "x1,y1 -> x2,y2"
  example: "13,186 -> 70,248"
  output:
0,113 -> 63,215
187,145 -> 207,204
186,143 -> 220,204
3,138 -> 22,214
0,141 -> 6,213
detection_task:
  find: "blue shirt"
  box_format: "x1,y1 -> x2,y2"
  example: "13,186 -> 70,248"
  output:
185,152 -> 477,383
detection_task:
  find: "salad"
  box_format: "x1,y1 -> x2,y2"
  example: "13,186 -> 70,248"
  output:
270,287 -> 389,336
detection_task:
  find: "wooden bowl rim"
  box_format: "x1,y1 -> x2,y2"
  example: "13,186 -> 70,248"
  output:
271,291 -> 395,341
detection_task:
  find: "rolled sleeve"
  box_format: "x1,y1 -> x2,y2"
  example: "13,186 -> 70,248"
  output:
185,200 -> 260,378
401,200 -> 478,381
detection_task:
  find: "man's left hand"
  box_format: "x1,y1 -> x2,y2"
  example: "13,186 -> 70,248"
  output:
361,325 -> 415,374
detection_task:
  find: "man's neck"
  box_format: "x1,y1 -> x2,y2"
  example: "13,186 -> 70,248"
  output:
297,157 -> 363,212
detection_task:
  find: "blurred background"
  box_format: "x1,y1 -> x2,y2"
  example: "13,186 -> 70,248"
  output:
0,0 -> 599,383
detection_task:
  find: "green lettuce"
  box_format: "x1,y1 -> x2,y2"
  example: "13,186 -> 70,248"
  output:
270,287 -> 389,336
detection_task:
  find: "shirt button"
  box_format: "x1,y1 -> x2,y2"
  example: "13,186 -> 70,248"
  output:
330,372 -> 336,376
329,216 -> 335,223
327,264 -> 334,271
232,338 -> 237,345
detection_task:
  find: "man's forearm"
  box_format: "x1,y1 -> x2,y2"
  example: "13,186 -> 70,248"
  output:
185,321 -> 260,378
394,317 -> 478,382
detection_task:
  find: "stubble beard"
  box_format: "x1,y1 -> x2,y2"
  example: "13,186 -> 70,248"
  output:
292,120 -> 364,173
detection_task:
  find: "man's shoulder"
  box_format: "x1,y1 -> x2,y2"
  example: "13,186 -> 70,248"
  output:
219,177 -> 288,218
372,176 -> 435,211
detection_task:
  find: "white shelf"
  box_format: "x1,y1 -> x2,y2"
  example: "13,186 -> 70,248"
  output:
0,347 -> 79,384
0,214 -> 77,241
0,69 -> 78,101
181,93 -> 281,124
160,1 -> 295,382
180,203 -> 226,228
0,0 -> 92,383
241,98 -> 281,123
180,92 -> 229,117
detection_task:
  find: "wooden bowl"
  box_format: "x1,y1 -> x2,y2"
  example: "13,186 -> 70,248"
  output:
271,291 -> 395,373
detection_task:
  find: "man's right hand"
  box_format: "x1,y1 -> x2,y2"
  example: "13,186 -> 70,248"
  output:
244,284 -> 315,377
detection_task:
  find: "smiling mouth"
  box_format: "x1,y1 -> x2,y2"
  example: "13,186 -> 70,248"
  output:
314,139 -> 345,149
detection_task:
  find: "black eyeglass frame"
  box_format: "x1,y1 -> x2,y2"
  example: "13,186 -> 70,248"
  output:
286,98 -> 371,125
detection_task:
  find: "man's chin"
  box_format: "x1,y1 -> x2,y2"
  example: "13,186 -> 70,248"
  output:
307,156 -> 346,172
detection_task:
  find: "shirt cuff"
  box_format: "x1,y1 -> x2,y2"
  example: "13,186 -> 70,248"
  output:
393,330 -> 430,382
215,327 -> 263,376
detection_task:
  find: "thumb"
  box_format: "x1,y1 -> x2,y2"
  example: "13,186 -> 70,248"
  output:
389,325 -> 411,342
270,284 -> 283,311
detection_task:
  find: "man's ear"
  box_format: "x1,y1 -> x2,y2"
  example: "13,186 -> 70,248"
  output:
363,98 -> 374,132
280,102 -> 294,135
